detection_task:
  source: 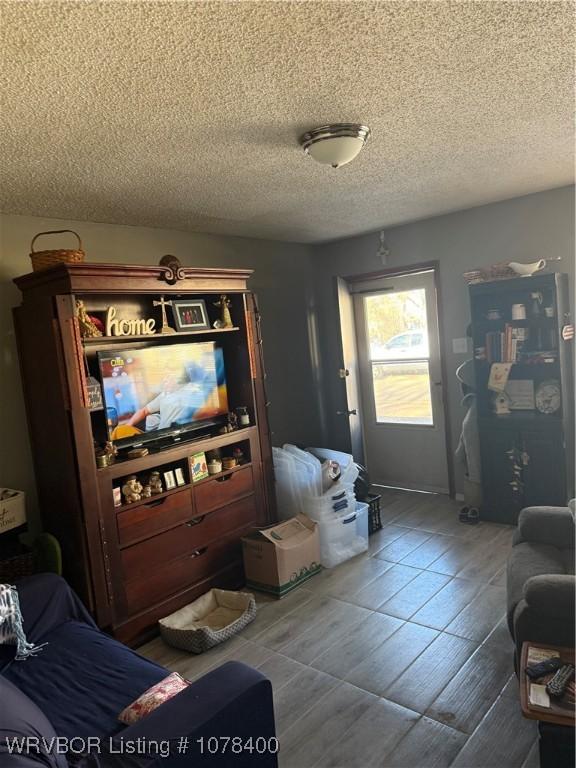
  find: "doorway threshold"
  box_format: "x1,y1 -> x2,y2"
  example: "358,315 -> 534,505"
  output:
372,483 -> 440,496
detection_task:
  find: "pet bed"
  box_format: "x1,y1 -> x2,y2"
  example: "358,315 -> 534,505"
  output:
159,588 -> 256,653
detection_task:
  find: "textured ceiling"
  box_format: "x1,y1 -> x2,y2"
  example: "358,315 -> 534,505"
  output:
0,1 -> 573,243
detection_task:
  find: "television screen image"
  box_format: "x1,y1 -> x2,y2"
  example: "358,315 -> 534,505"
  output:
98,342 -> 228,444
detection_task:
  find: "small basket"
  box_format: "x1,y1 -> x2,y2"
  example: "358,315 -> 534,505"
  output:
463,263 -> 515,285
29,230 -> 85,272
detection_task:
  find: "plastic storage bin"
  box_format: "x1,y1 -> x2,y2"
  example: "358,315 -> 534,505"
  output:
316,502 -> 369,568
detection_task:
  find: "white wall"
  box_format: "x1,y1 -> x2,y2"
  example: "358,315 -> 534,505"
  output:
313,185 -> 575,493
0,214 -> 322,524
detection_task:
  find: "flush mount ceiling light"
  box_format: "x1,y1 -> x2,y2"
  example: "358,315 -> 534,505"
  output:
300,123 -> 371,168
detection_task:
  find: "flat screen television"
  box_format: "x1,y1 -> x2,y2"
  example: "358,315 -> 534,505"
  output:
98,341 -> 228,447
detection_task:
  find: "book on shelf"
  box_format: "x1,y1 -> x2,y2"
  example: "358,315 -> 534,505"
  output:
485,325 -> 529,363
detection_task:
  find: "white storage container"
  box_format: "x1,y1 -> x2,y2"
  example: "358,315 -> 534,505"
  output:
306,447 -> 360,486
316,502 -> 369,568
303,486 -> 355,520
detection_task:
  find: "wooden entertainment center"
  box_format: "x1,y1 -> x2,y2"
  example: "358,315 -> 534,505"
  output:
13,260 -> 275,643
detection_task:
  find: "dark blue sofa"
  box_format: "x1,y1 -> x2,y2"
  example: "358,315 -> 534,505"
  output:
0,574 -> 277,767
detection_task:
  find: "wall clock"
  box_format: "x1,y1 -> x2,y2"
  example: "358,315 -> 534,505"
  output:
535,379 -> 561,414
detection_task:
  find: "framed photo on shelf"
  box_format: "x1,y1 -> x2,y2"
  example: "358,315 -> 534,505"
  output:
163,470 -> 177,490
191,452 -> 209,482
174,467 -> 186,486
172,300 -> 210,331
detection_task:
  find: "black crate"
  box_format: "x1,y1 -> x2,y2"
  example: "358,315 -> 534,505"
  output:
365,493 -> 382,534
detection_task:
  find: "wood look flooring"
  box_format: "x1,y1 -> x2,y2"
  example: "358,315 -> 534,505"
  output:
140,488 -> 537,768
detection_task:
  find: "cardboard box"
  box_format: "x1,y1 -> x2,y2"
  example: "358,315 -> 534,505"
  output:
0,489 -> 26,535
242,514 -> 321,597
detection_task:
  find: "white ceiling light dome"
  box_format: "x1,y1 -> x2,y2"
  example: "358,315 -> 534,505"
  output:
300,123 -> 371,168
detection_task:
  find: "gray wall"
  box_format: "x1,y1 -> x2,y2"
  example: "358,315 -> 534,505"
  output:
1,186 -> 573,522
313,185 -> 575,494
0,213 -> 322,525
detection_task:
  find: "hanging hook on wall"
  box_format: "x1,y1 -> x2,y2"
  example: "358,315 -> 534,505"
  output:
376,230 -> 390,265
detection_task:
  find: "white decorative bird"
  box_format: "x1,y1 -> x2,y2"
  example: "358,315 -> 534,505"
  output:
508,256 -> 563,277
508,259 -> 546,277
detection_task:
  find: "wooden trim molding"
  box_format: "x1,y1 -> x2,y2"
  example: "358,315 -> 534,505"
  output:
14,262 -> 254,298
344,260 -> 440,283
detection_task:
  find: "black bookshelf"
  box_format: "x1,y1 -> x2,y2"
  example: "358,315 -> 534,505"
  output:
469,272 -> 574,523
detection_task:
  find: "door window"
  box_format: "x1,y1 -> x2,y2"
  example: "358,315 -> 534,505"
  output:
364,289 -> 433,425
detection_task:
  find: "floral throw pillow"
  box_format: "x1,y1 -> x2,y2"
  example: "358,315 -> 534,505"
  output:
118,672 -> 189,725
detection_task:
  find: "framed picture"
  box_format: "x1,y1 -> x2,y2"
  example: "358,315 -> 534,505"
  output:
174,467 -> 186,486
191,451 -> 209,483
505,380 -> 535,410
172,300 -> 210,331
163,470 -> 176,490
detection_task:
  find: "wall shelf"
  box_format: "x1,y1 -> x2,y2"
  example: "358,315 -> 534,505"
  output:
83,327 -> 240,345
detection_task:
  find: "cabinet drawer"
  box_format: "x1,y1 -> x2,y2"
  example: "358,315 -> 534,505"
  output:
117,489 -> 195,548
121,495 -> 257,580
195,465 -> 254,514
124,534 -> 245,615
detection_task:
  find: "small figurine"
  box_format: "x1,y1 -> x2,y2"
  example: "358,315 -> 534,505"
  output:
219,411 -> 238,433
76,300 -> 103,338
104,441 -> 118,464
148,471 -> 163,495
232,447 -> 245,465
141,484 -> 152,499
213,295 -> 233,328
122,475 -> 143,504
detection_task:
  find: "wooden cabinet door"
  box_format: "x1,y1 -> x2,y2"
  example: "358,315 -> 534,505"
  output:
479,428 -> 523,524
521,429 -> 567,507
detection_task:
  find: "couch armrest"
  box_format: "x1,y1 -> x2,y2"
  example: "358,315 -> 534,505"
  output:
523,574 -> 576,619
516,507 -> 575,549
118,661 -> 277,767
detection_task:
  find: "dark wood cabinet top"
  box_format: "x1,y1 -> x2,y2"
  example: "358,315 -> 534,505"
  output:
14,262 -> 254,297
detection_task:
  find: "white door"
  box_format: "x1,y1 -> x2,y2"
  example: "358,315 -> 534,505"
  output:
353,270 -> 449,493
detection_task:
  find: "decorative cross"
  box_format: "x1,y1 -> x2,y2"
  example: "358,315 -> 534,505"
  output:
153,296 -> 175,334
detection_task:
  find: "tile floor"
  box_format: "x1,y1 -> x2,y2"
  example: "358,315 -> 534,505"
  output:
140,488 -> 539,768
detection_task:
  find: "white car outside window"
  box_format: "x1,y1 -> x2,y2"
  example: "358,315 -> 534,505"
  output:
371,330 -> 429,360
